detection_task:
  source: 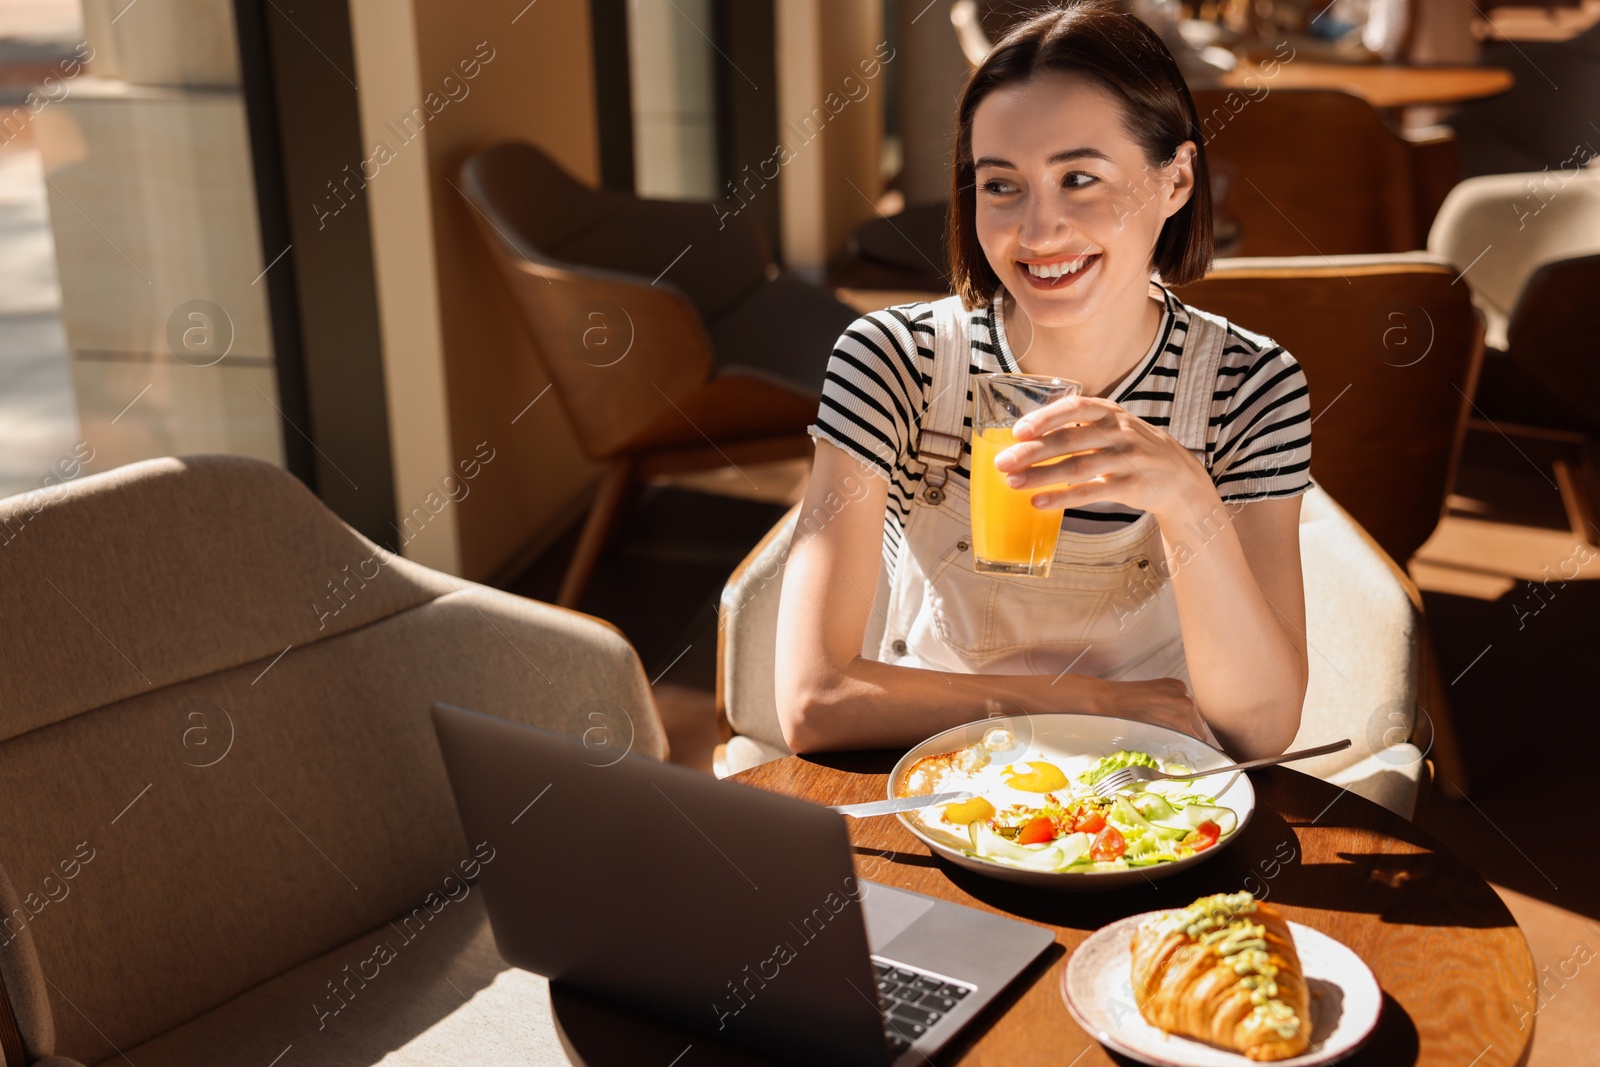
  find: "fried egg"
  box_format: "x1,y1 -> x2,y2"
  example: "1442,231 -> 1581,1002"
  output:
899,735 -> 1085,844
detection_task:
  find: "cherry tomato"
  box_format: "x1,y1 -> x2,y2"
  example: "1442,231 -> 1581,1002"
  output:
1017,814 -> 1056,845
1181,820 -> 1221,852
1090,824 -> 1126,861
1073,810 -> 1107,835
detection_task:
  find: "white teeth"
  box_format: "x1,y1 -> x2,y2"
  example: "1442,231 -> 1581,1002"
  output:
1026,256 -> 1092,279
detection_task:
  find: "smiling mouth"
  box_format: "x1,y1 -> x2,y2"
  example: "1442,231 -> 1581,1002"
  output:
1017,253 -> 1100,288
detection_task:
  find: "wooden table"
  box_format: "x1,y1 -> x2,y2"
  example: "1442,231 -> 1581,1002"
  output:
717,751 -> 1537,1067
1218,61 -> 1514,108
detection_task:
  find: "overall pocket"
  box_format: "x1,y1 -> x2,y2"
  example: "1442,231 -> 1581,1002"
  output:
924,525 -> 1171,659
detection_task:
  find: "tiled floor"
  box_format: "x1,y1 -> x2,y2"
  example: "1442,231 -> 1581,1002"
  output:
504,422 -> 1600,1065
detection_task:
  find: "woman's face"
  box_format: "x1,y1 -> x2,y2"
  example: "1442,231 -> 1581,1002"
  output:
971,71 -> 1194,329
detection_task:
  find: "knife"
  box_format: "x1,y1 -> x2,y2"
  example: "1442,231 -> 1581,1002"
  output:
829,791 -> 976,818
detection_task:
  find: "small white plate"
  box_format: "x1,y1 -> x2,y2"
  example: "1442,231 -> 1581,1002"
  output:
1061,913 -> 1383,1066
890,713 -> 1255,889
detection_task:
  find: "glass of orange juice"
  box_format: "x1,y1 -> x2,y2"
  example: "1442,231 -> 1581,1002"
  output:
970,372 -> 1082,577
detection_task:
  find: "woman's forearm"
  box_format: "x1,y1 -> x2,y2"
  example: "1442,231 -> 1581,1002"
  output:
780,659 -> 1211,754
1154,489 -> 1307,759
781,659 -> 1109,753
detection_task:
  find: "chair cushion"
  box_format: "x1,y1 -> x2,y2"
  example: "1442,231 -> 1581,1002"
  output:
108,894 -> 567,1067
708,274 -> 860,398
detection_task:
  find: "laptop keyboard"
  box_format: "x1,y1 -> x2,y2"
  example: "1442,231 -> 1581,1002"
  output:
871,958 -> 973,1057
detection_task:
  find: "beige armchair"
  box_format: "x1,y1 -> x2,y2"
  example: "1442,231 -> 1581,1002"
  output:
1428,165 -> 1600,353
0,456 -> 666,1066
717,485 -> 1431,820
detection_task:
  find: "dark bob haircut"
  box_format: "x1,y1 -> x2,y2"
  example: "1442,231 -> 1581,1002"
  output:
947,0 -> 1214,308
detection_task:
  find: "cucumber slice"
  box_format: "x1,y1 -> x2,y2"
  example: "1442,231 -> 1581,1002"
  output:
1052,832 -> 1092,869
1148,803 -> 1238,836
1126,851 -> 1181,867
1109,796 -> 1155,834
1131,792 -> 1179,822
968,822 -> 1065,869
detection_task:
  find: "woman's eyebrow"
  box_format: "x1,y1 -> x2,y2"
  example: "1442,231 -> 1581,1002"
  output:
975,146 -> 1111,170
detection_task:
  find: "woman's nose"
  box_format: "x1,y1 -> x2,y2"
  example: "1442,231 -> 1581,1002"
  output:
1018,191 -> 1072,251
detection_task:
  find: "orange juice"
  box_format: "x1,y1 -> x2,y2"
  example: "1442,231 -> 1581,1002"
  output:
969,426 -> 1063,575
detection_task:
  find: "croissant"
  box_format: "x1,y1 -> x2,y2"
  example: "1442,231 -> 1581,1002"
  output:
1130,891 -> 1311,1061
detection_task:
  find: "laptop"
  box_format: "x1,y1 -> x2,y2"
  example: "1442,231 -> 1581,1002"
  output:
431,703 -> 1055,1067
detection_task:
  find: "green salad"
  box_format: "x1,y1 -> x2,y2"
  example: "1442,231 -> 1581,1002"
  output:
960,749 -> 1238,874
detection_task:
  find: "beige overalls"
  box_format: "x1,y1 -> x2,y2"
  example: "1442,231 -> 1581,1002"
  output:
871,288 -> 1231,737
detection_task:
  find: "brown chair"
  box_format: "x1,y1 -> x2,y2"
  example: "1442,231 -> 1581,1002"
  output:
1174,253 -> 1483,565
458,142 -> 859,606
1175,252 -> 1484,795
1192,89 -> 1459,257
0,455 -> 668,1065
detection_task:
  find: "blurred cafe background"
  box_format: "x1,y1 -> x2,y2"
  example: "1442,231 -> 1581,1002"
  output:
0,0 -> 1597,1060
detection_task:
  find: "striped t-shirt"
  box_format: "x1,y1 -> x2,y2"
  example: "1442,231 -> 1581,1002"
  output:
807,286 -> 1313,583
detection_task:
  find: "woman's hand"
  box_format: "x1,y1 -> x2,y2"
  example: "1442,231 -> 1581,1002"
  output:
993,393 -> 1212,522
1094,677 -> 1210,741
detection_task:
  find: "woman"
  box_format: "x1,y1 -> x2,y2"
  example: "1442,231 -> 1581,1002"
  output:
775,0 -> 1311,761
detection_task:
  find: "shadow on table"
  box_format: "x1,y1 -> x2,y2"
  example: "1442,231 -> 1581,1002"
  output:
853,842 -> 945,868
550,981 -> 787,1066
550,945 -> 1065,1067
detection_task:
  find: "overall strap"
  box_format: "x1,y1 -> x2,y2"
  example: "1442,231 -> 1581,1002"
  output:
1168,304 -> 1231,473
912,297 -> 974,505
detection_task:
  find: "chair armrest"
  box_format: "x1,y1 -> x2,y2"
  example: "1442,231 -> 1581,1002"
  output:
1295,485 -> 1424,779
434,582 -> 671,763
718,506 -> 801,752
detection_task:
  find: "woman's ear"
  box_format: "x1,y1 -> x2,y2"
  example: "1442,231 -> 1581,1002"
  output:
1161,141 -> 1198,220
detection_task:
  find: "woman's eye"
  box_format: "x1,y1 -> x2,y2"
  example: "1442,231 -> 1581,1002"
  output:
1064,172 -> 1098,189
981,179 -> 1017,195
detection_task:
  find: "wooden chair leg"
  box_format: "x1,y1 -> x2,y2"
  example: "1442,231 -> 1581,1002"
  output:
1553,437 -> 1600,545
558,459 -> 633,609
1417,623 -> 1472,799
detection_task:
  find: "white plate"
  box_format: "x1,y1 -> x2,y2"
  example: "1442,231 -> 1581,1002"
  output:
889,713 -> 1254,889
1062,913 -> 1383,1066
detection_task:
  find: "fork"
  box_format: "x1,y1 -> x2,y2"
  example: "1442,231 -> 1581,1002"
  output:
1086,739 -> 1353,799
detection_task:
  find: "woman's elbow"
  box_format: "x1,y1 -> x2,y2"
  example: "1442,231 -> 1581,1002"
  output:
1257,675 -> 1308,760
775,677 -> 844,754
776,691 -> 825,754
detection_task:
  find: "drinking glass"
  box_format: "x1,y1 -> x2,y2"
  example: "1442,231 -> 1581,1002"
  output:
969,373 -> 1082,577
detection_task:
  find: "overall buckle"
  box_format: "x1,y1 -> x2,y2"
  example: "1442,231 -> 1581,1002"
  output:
915,429 -> 963,506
